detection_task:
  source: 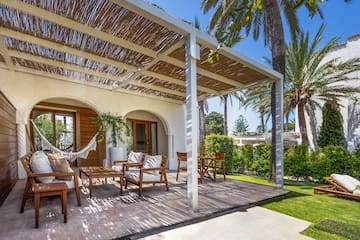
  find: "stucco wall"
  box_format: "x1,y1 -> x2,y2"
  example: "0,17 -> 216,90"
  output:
0,68 -> 185,169
304,35 -> 360,150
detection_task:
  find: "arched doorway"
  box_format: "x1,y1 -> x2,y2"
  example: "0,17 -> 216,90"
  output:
125,110 -> 168,158
29,98 -> 105,166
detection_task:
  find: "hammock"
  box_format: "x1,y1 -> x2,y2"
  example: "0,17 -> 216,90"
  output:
31,120 -> 98,162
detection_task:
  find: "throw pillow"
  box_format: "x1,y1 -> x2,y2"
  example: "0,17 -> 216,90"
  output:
143,155 -> 162,175
47,153 -> 72,181
30,151 -> 55,183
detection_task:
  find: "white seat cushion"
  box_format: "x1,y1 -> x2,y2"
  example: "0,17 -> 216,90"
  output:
125,170 -> 161,182
30,151 -> 55,183
344,175 -> 360,186
331,174 -> 357,192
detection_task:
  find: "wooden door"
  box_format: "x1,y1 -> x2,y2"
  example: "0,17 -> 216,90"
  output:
133,120 -> 150,153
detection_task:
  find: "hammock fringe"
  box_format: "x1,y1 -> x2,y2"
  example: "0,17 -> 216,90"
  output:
31,120 -> 98,162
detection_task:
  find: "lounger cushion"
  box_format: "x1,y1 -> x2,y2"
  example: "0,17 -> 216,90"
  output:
331,174 -> 358,192
125,170 -> 161,182
354,190 -> 360,195
30,151 -> 55,183
143,155 -> 162,175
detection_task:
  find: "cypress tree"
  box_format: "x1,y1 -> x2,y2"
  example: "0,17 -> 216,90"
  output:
317,102 -> 345,148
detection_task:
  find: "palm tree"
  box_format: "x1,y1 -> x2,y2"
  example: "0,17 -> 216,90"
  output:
220,92 -> 244,135
200,0 -> 346,181
285,24 -> 360,145
243,84 -> 271,133
199,99 -> 209,155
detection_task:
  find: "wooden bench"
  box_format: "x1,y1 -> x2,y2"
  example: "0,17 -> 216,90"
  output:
32,182 -> 68,228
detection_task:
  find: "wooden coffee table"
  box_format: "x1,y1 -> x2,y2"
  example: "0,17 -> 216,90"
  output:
79,166 -> 123,198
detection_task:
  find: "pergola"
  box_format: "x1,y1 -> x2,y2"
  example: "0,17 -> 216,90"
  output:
0,0 -> 283,211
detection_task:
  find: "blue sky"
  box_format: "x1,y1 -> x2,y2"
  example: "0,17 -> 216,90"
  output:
149,0 -> 360,132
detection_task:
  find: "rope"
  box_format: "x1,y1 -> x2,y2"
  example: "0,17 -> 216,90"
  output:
30,119 -> 97,162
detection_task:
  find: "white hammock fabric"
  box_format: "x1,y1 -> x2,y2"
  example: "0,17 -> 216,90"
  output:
31,120 -> 98,162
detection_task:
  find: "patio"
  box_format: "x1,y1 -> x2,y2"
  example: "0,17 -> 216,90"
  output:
0,172 -> 287,239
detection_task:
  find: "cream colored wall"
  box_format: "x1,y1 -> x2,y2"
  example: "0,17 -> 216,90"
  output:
0,68 -> 185,169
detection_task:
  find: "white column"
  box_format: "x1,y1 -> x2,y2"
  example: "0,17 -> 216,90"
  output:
167,134 -> 174,170
185,33 -> 199,212
275,76 -> 284,189
17,122 -> 27,179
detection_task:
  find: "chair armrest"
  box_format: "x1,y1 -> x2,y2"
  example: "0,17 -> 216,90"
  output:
29,172 -> 77,178
113,160 -> 128,165
141,167 -> 163,172
124,162 -> 143,170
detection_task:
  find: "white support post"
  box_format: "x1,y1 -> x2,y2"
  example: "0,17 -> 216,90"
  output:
185,33 -> 199,212
17,122 -> 27,179
167,134 -> 174,170
275,76 -> 284,189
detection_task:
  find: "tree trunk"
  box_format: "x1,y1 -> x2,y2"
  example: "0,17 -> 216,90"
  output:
297,102 -> 308,145
199,100 -> 206,155
261,112 -> 265,133
285,111 -> 289,132
223,94 -> 228,136
263,0 -> 285,182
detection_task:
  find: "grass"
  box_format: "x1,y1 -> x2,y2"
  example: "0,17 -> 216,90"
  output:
228,174 -> 360,240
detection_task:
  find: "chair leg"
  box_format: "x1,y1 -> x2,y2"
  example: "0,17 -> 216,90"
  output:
223,163 -> 226,180
138,184 -> 143,196
164,174 -> 169,191
34,192 -> 40,228
176,161 -> 180,181
62,191 -> 67,223
20,179 -> 32,213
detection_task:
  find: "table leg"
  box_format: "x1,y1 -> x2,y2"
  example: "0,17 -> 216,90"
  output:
89,176 -> 93,198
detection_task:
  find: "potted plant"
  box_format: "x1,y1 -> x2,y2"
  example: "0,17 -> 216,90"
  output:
95,113 -> 128,165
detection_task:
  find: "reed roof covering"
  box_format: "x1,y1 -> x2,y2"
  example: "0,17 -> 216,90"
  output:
0,0 -> 280,104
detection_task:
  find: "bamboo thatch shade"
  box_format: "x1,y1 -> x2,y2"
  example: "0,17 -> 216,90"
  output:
0,0 -> 276,104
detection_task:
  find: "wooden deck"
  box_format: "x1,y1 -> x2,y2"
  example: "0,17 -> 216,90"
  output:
0,172 -> 287,240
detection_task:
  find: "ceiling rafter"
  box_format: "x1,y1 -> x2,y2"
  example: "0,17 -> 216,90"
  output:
0,35 -> 14,71
8,50 -> 186,98
0,63 -> 184,105
0,1 -> 242,90
117,38 -> 186,89
0,28 -> 215,95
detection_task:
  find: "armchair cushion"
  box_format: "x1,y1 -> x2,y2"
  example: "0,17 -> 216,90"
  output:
125,170 -> 161,182
143,155 -> 162,175
128,151 -> 143,163
30,151 -> 55,183
53,168 -> 82,188
47,153 -> 72,180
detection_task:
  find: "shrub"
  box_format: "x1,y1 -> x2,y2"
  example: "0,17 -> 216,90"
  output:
311,145 -> 353,181
249,144 -> 270,177
232,145 -> 242,172
239,145 -> 253,171
205,134 -> 234,173
350,148 -> 360,179
284,145 -> 311,178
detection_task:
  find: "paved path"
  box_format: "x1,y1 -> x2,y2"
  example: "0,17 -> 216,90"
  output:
142,206 -> 313,240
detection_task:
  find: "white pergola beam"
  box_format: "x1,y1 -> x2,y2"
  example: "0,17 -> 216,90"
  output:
5,64 -> 183,105
9,50 -> 185,98
0,0 -> 158,59
186,33 -> 199,212
0,36 -> 14,71
1,28 -> 216,96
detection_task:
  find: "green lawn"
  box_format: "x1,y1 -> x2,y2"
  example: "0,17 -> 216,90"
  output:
228,174 -> 360,240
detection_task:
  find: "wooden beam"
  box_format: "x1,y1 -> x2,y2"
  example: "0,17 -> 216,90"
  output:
0,36 -> 14,71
